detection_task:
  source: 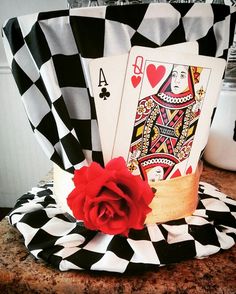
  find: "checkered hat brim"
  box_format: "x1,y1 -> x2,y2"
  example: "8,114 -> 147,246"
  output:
8,181 -> 236,273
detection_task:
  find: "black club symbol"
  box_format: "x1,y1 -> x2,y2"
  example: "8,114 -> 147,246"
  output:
99,87 -> 110,100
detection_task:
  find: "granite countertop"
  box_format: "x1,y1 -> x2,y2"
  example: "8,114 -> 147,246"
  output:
0,162 -> 235,293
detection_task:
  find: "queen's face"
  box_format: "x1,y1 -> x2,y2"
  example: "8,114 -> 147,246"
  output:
171,65 -> 188,94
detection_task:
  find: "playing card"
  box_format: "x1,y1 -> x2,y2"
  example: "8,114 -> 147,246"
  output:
89,42 -> 199,164
89,54 -> 128,164
112,46 -> 226,181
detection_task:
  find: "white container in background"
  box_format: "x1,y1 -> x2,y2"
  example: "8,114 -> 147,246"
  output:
204,89 -> 236,171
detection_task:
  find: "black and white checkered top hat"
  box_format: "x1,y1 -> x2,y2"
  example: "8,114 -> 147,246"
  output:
2,3 -> 236,273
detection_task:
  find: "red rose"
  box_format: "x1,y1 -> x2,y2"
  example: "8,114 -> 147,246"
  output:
67,157 -> 154,237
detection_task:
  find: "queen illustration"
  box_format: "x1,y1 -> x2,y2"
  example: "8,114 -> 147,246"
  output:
128,63 -> 204,181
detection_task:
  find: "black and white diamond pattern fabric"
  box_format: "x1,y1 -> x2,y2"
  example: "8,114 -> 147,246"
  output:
2,3 -> 236,173
2,3 -> 236,273
8,181 -> 236,273
167,0 -> 235,5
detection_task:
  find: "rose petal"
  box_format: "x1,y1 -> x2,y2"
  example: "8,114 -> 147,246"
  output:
85,205 -> 102,230
105,215 -> 129,236
86,162 -> 106,181
104,181 -> 136,205
86,192 -> 127,219
73,162 -> 108,192
98,204 -> 114,219
73,167 -> 89,186
67,189 -> 86,220
106,157 -> 130,175
85,174 -> 110,198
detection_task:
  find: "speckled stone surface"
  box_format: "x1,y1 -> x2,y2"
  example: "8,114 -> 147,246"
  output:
0,162 -> 235,294
201,162 -> 236,198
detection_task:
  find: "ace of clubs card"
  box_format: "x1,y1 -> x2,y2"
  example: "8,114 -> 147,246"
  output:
89,42 -> 199,164
112,46 -> 226,181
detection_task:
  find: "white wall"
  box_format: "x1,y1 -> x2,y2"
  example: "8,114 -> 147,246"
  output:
0,0 -> 68,207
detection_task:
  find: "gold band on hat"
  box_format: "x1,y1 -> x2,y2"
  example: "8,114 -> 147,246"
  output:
145,162 -> 203,224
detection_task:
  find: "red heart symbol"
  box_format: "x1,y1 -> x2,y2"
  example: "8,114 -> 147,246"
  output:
186,166 -> 192,174
146,64 -> 166,88
170,169 -> 181,179
131,75 -> 141,88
